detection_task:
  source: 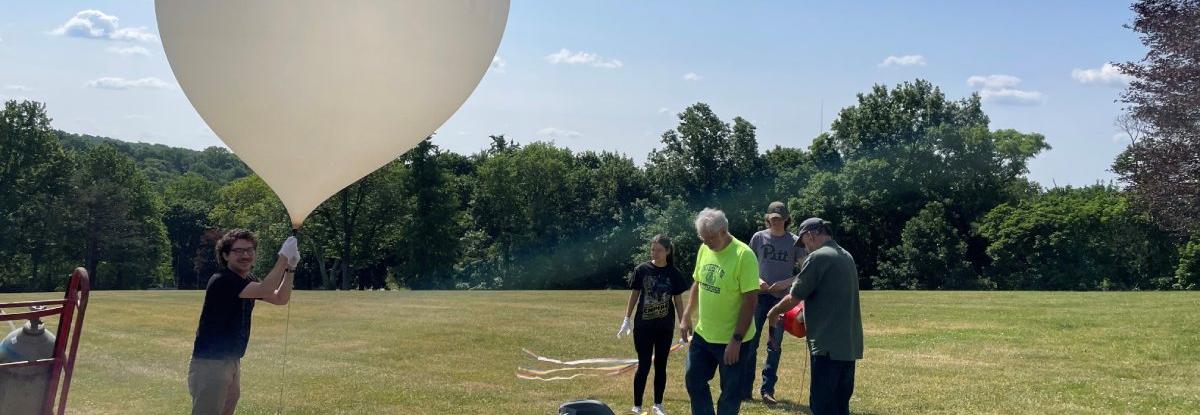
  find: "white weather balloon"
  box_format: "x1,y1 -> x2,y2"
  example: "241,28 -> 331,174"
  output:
157,0 -> 509,227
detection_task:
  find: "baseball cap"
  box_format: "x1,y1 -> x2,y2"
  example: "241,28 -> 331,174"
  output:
765,201 -> 788,220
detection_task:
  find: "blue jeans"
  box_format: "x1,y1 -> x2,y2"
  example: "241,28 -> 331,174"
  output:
741,293 -> 785,397
685,333 -> 753,415
809,355 -> 856,415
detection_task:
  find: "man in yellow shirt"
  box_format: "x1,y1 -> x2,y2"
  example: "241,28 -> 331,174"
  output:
679,208 -> 760,415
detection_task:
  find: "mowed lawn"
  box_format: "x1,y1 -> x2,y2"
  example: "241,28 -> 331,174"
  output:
1,290 -> 1196,414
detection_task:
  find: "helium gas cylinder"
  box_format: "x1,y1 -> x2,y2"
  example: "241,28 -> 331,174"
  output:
0,312 -> 56,414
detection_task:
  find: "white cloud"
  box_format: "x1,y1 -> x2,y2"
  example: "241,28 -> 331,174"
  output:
85,77 -> 173,90
967,74 -> 1021,89
107,45 -> 150,56
52,10 -> 157,42
3,85 -> 31,92
979,88 -> 1044,105
544,48 -> 623,69
593,60 -> 623,69
537,127 -> 582,139
490,55 -> 506,73
1072,63 -> 1134,87
879,55 -> 926,67
658,107 -> 671,115
967,74 -> 1043,105
683,72 -> 702,81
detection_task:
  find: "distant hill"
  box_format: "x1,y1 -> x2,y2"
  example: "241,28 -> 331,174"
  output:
54,130 -> 251,186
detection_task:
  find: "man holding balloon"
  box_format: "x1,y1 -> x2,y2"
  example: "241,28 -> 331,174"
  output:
188,230 -> 299,415
767,218 -> 863,415
156,1 -> 509,413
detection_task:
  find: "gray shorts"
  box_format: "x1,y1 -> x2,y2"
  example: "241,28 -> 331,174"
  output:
188,358 -> 241,415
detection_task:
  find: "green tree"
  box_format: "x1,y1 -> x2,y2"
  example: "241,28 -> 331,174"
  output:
977,186 -> 1177,290
191,147 -> 251,184
0,101 -> 73,290
808,133 -> 843,172
877,202 -> 977,289
647,103 -> 737,204
162,173 -> 220,288
66,145 -> 171,289
398,139 -> 462,289
794,81 -> 1048,285
562,150 -> 651,288
1175,237 -> 1200,290
302,161 -> 408,290
630,197 -> 700,277
829,79 -> 988,160
469,142 -> 577,288
646,103 -> 769,244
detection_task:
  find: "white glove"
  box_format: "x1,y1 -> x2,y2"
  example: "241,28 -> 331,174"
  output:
278,236 -> 300,267
617,317 -> 632,338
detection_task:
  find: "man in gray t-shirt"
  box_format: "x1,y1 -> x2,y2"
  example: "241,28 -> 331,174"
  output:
740,201 -> 807,403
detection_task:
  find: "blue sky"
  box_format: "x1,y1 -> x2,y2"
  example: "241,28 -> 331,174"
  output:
0,1 -> 1144,187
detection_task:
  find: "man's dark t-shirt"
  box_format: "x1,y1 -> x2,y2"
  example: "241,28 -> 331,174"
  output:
192,269 -> 257,360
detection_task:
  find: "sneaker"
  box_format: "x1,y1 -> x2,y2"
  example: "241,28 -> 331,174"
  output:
652,404 -> 668,415
629,406 -> 642,414
762,393 -> 779,405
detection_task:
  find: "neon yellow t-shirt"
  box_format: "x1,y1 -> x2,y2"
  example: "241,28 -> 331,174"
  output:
693,237 -> 759,344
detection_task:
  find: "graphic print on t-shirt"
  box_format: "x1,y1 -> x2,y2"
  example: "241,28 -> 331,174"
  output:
762,243 -> 792,262
641,274 -> 675,320
699,263 -> 725,294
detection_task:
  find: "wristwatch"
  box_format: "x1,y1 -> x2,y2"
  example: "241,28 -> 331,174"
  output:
731,332 -> 745,342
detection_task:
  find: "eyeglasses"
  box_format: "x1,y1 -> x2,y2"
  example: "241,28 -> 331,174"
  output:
229,248 -> 256,256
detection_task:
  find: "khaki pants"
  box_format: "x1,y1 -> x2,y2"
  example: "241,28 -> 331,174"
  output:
188,358 -> 241,415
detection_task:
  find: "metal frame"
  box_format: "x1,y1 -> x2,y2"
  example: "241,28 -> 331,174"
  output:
0,267 -> 91,415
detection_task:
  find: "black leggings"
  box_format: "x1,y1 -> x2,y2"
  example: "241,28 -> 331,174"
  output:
632,325 -> 673,407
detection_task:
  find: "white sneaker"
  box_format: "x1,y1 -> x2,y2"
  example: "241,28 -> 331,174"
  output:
652,404 -> 668,415
629,406 -> 642,414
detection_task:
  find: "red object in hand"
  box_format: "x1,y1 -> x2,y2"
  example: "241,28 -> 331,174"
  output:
782,302 -> 806,338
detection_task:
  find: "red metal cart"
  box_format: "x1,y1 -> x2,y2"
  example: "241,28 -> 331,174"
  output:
0,267 -> 91,415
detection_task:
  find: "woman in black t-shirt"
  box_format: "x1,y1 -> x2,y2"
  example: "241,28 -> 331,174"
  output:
618,234 -> 688,415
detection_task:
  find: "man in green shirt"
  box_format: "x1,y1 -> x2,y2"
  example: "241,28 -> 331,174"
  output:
680,208 -> 760,415
767,218 -> 863,415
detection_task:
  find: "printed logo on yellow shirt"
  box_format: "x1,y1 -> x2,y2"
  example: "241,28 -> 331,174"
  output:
699,264 -> 725,294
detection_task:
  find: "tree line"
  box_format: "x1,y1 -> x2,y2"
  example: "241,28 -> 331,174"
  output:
2,76 -> 1197,292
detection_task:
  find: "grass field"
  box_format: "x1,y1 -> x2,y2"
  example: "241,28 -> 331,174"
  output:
1,290 -> 1197,414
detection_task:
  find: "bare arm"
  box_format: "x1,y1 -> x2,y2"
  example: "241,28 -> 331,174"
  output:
672,294 -> 684,326
239,255 -> 293,305
624,290 -> 639,318
732,290 -> 758,342
682,282 -> 699,322
679,281 -> 699,341
722,289 -> 759,365
767,293 -> 800,326
769,251 -> 808,294
768,277 -> 795,295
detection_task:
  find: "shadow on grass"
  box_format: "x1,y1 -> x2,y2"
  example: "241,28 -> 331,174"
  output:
764,398 -> 883,415
767,398 -> 811,413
